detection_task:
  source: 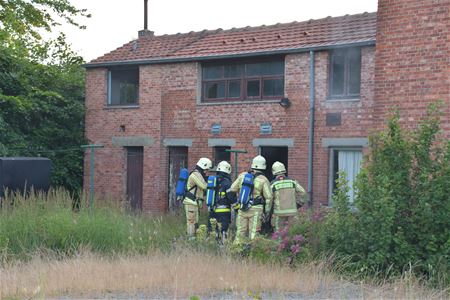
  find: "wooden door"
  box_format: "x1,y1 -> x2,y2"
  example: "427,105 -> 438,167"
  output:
168,147 -> 188,212
127,147 -> 143,211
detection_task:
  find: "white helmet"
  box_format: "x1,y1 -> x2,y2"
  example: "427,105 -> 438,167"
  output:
251,155 -> 266,170
196,157 -> 212,170
216,161 -> 232,174
272,161 -> 286,176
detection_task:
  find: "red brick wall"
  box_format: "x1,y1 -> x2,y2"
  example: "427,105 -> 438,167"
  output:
84,46 -> 376,212
374,0 -> 450,136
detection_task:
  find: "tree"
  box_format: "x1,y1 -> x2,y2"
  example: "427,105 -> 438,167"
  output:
0,1 -> 88,194
0,0 -> 90,62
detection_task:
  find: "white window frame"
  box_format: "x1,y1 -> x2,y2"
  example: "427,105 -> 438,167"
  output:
328,147 -> 363,206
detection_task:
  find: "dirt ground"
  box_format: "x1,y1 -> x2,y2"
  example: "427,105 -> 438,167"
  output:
2,251 -> 446,300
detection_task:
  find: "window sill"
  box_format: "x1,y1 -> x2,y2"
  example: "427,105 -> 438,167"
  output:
198,99 -> 281,106
325,98 -> 360,103
104,105 -> 140,110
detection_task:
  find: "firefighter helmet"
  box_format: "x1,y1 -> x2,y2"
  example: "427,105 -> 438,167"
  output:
251,155 -> 267,170
216,161 -> 232,174
272,161 -> 286,176
196,157 -> 212,170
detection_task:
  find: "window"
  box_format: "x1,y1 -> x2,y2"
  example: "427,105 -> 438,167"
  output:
329,149 -> 363,204
214,146 -> 231,166
329,48 -> 361,99
108,68 -> 139,106
202,59 -> 285,102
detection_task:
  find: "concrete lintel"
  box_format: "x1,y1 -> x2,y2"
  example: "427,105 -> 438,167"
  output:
322,137 -> 368,148
252,138 -> 294,148
163,138 -> 193,147
208,138 -> 236,147
112,136 -> 154,147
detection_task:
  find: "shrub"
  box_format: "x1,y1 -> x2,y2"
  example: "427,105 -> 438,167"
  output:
322,104 -> 450,286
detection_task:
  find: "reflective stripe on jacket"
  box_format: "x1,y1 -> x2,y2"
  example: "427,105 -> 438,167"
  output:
270,177 -> 306,216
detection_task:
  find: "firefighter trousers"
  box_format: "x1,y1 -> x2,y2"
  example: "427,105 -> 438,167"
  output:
184,202 -> 199,236
272,214 -> 295,232
235,205 -> 263,243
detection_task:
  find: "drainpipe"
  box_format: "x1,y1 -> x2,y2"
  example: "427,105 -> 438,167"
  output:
307,50 -> 315,206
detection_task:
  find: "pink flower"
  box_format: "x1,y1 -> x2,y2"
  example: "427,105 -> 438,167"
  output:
272,232 -> 279,240
293,234 -> 305,243
290,243 -> 301,255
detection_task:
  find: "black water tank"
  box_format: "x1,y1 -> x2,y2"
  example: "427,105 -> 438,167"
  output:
0,157 -> 52,197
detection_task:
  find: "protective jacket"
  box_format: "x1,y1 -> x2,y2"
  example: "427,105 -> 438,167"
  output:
270,175 -> 306,216
184,167 -> 207,206
213,172 -> 235,212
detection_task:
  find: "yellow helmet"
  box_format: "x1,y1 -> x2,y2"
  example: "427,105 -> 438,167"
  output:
216,161 -> 231,174
196,157 -> 212,170
272,161 -> 286,176
251,155 -> 266,170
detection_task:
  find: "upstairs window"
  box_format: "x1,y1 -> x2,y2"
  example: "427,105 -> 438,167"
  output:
329,48 -> 361,99
202,59 -> 284,102
108,68 -> 139,106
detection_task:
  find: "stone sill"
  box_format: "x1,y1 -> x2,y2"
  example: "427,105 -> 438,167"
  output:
104,105 -> 140,110
198,99 -> 281,106
325,98 -> 360,103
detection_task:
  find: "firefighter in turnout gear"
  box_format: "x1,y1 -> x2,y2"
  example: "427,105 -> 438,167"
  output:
210,161 -> 236,243
270,161 -> 306,232
183,157 -> 212,237
229,155 -> 273,243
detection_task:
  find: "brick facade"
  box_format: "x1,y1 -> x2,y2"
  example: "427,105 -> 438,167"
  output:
84,0 -> 449,212
84,48 -> 376,211
374,0 -> 450,136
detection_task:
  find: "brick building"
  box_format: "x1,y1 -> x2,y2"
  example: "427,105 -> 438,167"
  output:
84,0 -> 449,212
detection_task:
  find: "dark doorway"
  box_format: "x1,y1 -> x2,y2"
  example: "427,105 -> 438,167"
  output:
168,147 -> 188,212
260,146 -> 288,181
213,146 -> 231,167
126,147 -> 143,211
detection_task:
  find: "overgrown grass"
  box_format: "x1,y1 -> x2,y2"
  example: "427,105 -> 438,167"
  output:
0,189 -> 185,260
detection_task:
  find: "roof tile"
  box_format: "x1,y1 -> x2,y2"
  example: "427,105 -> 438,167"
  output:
90,12 -> 376,65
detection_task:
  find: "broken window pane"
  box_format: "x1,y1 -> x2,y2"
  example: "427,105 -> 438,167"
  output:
205,82 -> 225,99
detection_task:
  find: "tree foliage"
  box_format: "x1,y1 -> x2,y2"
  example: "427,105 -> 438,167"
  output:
0,0 -> 89,62
0,0 -> 87,194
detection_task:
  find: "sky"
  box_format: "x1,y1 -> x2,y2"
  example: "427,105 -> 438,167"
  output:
61,0 -> 378,62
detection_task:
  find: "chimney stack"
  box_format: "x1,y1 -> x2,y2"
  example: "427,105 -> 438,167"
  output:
138,0 -> 154,38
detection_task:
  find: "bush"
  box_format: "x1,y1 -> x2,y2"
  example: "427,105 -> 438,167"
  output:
322,104 -> 450,286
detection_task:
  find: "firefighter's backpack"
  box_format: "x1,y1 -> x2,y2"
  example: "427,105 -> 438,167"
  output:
238,172 -> 254,210
175,168 -> 189,197
206,175 -> 218,207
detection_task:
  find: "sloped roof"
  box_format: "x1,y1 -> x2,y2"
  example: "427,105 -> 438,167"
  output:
87,12 -> 376,67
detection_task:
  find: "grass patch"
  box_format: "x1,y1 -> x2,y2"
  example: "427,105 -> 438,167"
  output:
0,189 -> 185,260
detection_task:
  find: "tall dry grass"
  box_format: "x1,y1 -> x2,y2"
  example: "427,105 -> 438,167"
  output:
1,250 -> 447,299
